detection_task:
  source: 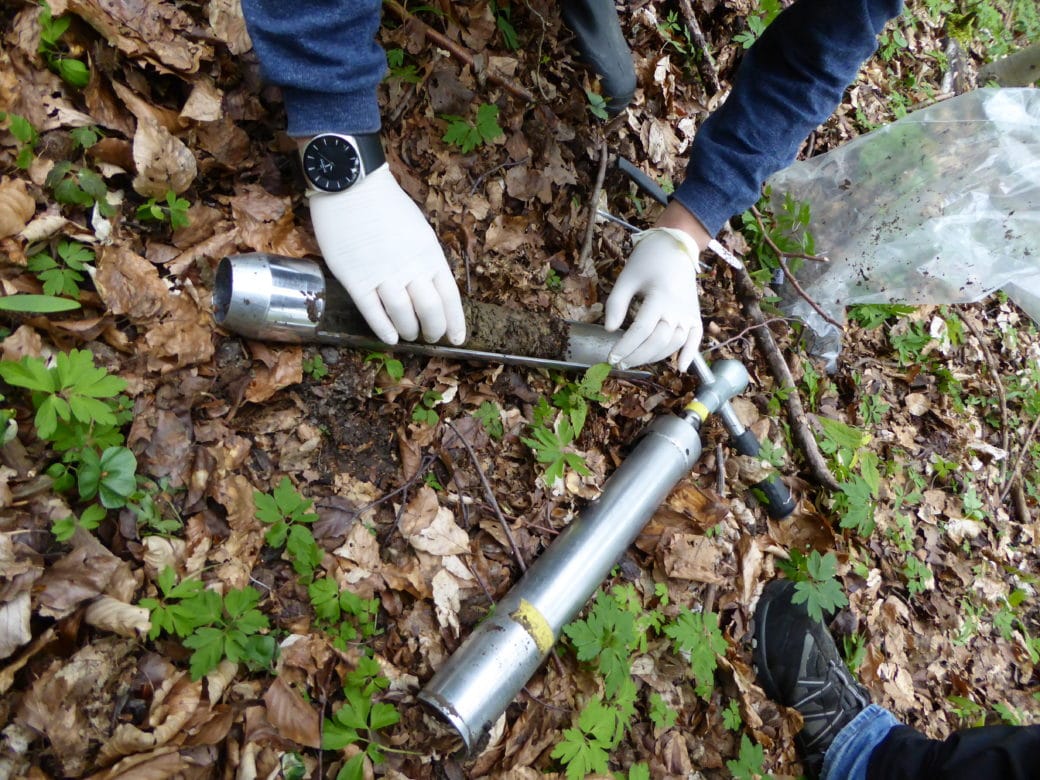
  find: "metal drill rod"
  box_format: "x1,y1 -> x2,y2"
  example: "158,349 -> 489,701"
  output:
690,353 -> 796,519
418,360 -> 750,751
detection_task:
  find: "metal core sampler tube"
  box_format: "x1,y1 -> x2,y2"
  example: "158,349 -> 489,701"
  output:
418,360 -> 750,750
212,253 -> 650,379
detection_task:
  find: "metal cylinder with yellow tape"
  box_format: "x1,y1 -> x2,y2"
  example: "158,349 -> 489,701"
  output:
418,360 -> 749,751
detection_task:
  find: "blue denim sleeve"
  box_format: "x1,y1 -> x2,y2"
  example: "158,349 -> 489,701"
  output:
673,0 -> 903,236
240,0 -> 385,136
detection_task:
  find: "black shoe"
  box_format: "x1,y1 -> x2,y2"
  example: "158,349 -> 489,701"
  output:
560,0 -> 637,115
752,579 -> 870,779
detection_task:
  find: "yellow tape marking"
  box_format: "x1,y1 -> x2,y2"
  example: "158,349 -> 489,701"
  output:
684,400 -> 710,421
511,599 -> 554,654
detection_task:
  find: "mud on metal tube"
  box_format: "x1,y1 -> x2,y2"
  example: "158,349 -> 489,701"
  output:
212,253 -> 650,379
417,360 -> 749,751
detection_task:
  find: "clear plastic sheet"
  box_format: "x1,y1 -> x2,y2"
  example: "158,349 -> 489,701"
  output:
765,88 -> 1040,364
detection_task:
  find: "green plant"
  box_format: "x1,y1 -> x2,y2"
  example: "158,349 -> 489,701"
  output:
993,701 -> 1026,726
0,112 -> 38,169
136,190 -> 191,230
902,556 -> 933,598
564,589 -> 639,698
411,389 -> 442,426
847,304 -> 916,329
726,733 -> 772,780
441,103 -> 504,153
302,353 -> 329,381
545,267 -> 563,291
656,10 -> 693,55
663,607 -> 727,700
51,502 -> 105,542
490,0 -> 519,49
77,444 -> 137,508
722,699 -> 743,732
365,351 -> 404,382
551,696 -> 624,780
140,567 -> 277,680
70,125 -> 100,150
552,363 -> 610,438
585,89 -> 609,120
814,417 -> 879,536
385,48 -> 422,83
38,1 -> 90,88
0,349 -> 126,441
255,476 -> 322,580
473,400 -> 504,439
648,692 -> 678,730
877,24 -> 908,60
777,549 -> 848,623
889,320 -> 933,366
27,240 -> 94,300
521,415 -> 589,485
129,476 -> 183,535
322,654 -> 401,779
46,160 -> 116,217
740,190 -> 815,286
842,631 -> 867,673
308,578 -> 381,649
0,294 -> 81,313
733,0 -> 781,48
948,694 -> 986,728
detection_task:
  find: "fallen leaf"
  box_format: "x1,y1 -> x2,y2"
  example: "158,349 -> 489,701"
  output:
0,177 -> 35,238
84,596 -> 152,638
400,487 -> 470,556
657,528 -> 726,583
0,591 -> 32,660
131,115 -> 198,197
263,677 -> 321,748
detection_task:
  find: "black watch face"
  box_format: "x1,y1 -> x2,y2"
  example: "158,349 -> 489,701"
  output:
303,135 -> 361,192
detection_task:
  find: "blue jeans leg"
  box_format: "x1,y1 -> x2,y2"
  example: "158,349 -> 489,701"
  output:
821,704 -> 902,780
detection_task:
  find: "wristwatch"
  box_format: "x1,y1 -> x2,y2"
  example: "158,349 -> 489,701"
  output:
299,133 -> 385,193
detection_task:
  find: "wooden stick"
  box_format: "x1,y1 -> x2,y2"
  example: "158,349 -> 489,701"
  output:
384,0 -> 536,104
961,312 -> 1009,466
1000,412 -> 1040,504
731,264 -> 840,491
578,139 -> 610,277
675,0 -> 720,94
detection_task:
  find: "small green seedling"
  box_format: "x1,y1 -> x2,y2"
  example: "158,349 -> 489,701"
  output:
323,654 -> 401,779
27,240 -> 94,300
663,607 -> 727,700
302,353 -> 329,381
777,549 -> 848,622
1,112 -> 38,168
38,1 -> 91,88
442,103 -> 504,154
136,190 -> 191,230
255,476 -> 322,580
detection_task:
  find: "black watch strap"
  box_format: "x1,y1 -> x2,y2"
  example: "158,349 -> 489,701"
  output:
353,132 -> 385,176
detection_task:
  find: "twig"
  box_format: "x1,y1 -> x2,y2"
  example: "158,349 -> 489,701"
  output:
750,206 -> 830,263
383,0 -> 535,104
469,156 -> 529,195
731,264 -> 840,491
961,312 -> 1009,460
750,207 -> 841,330
704,317 -> 798,352
445,420 -> 526,572
1000,412 -> 1040,504
1012,481 -> 1031,525
675,0 -> 720,94
578,139 -> 609,277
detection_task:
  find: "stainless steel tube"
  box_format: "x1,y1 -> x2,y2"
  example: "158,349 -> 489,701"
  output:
213,253 -> 651,379
418,361 -> 749,750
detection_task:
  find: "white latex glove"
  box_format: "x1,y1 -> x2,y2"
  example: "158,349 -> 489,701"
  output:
604,227 -> 702,370
308,164 -> 466,346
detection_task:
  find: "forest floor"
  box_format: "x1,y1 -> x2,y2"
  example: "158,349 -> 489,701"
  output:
1,0 -> 1039,778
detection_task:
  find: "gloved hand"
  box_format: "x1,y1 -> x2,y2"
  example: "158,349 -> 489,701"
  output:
307,164 -> 466,346
604,227 -> 702,370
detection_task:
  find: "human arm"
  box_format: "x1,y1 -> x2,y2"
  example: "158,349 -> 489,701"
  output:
605,0 -> 902,370
240,0 -> 465,345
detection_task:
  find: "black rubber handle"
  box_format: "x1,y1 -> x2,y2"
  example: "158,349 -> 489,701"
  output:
616,157 -> 670,206
731,430 -> 797,519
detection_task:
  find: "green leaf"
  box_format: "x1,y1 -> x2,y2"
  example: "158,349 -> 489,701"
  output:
223,586 -> 262,619
726,733 -> 767,780
94,446 -> 138,508
334,753 -> 366,780
51,515 -> 77,542
0,294 -> 80,313
183,626 -> 226,680
664,608 -> 727,700
57,58 -> 90,87
309,578 -> 341,622
474,102 -> 504,144
7,114 -> 36,145
287,524 -> 323,577
70,126 -> 99,149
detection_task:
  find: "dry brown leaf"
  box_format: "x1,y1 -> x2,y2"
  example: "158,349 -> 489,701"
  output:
131,115 -> 198,197
1,325 -> 43,362
141,536 -> 186,579
657,528 -> 727,583
210,474 -> 263,589
83,595 -> 151,638
99,673 -> 202,762
229,184 -> 317,257
432,568 -> 463,637
401,488 -> 469,556
65,0 -> 212,74
180,77 -> 223,123
86,746 -> 217,780
208,0 -> 252,54
17,638 -> 137,777
244,344 -> 303,404
0,592 -> 32,661
263,677 -> 322,748
0,177 -> 35,238
35,537 -> 128,618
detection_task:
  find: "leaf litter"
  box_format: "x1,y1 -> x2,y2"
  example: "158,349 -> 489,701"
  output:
1,0 -> 1039,777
